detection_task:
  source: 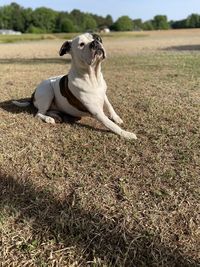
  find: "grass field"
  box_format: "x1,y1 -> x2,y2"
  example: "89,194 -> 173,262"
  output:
0,32 -> 148,44
0,30 -> 200,266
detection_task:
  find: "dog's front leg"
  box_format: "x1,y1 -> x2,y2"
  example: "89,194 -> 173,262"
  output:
104,95 -> 123,125
89,107 -> 137,140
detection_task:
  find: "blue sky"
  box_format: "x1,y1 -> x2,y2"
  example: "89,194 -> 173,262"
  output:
1,0 -> 200,21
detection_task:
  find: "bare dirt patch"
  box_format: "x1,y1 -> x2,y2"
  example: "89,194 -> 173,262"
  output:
0,30 -> 200,266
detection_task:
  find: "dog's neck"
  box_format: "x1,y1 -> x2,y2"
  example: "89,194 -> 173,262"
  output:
69,60 -> 103,84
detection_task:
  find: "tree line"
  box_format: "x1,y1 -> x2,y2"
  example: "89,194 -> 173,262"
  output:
0,2 -> 200,33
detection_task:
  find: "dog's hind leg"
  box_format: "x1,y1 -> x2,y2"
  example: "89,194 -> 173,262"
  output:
35,101 -> 59,124
35,99 -> 57,124
34,81 -> 58,124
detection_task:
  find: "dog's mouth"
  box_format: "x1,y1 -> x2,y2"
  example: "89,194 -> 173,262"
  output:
94,48 -> 105,58
91,48 -> 106,62
86,48 -> 106,66
85,41 -> 106,65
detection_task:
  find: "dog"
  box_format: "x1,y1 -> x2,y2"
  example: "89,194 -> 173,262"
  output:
13,33 -> 137,140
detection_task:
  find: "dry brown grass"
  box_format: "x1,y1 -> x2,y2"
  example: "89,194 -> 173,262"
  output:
0,30 -> 200,266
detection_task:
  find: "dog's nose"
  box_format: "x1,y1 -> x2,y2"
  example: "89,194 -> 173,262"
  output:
89,39 -> 101,50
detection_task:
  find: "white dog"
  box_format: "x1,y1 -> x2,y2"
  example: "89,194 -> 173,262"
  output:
13,33 -> 137,140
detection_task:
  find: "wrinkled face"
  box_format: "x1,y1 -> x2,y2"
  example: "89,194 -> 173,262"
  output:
59,33 -> 106,67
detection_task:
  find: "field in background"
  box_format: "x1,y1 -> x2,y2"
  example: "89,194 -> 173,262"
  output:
0,30 -> 200,266
0,28 -> 200,44
0,31 -> 148,43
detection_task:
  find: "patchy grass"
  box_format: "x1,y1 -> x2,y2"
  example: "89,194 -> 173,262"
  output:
0,33 -> 87,43
0,32 -> 200,266
0,33 -> 57,43
0,31 -> 148,44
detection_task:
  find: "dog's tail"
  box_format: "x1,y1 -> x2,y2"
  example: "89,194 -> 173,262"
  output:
12,92 -> 34,107
12,100 -> 31,107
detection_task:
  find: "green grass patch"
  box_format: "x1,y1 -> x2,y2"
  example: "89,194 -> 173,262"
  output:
0,33 -> 76,43
0,32 -> 148,44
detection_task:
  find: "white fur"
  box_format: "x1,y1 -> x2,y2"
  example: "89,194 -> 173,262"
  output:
13,33 -> 137,140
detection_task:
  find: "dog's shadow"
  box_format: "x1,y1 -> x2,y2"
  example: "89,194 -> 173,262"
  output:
0,98 -> 109,134
0,98 -> 36,115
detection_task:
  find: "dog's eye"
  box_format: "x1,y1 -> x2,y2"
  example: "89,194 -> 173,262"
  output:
80,42 -> 85,47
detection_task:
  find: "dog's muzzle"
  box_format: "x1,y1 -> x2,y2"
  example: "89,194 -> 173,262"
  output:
89,40 -> 105,59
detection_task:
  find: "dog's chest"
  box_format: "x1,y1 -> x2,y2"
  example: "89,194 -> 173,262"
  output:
52,75 -> 106,116
70,74 -> 106,101
73,74 -> 106,95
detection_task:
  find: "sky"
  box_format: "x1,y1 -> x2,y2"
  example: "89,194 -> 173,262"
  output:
0,0 -> 200,21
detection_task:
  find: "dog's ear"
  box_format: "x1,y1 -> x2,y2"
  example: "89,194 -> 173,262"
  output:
92,33 -> 102,43
59,41 -> 72,56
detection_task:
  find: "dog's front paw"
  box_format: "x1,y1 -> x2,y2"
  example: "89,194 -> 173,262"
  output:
121,131 -> 137,140
112,115 -> 123,125
45,117 -> 56,124
51,114 -> 63,123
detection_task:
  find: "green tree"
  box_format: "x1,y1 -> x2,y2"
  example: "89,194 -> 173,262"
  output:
10,2 -> 25,32
0,7 -> 5,28
133,19 -> 143,30
152,15 -> 169,30
111,16 -> 133,31
91,14 -> 113,28
83,14 -> 97,31
27,25 -> 46,33
70,9 -> 85,31
61,18 -> 76,32
32,7 -> 57,33
70,10 -> 97,31
142,20 -> 154,30
186,14 -> 200,28
105,15 -> 113,27
0,3 -> 34,33
170,19 -> 187,29
91,14 -> 106,28
0,4 -> 14,29
55,12 -> 77,32
0,3 -> 25,31
22,8 -> 34,32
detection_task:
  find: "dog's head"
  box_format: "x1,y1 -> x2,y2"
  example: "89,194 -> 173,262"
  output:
59,33 -> 106,67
